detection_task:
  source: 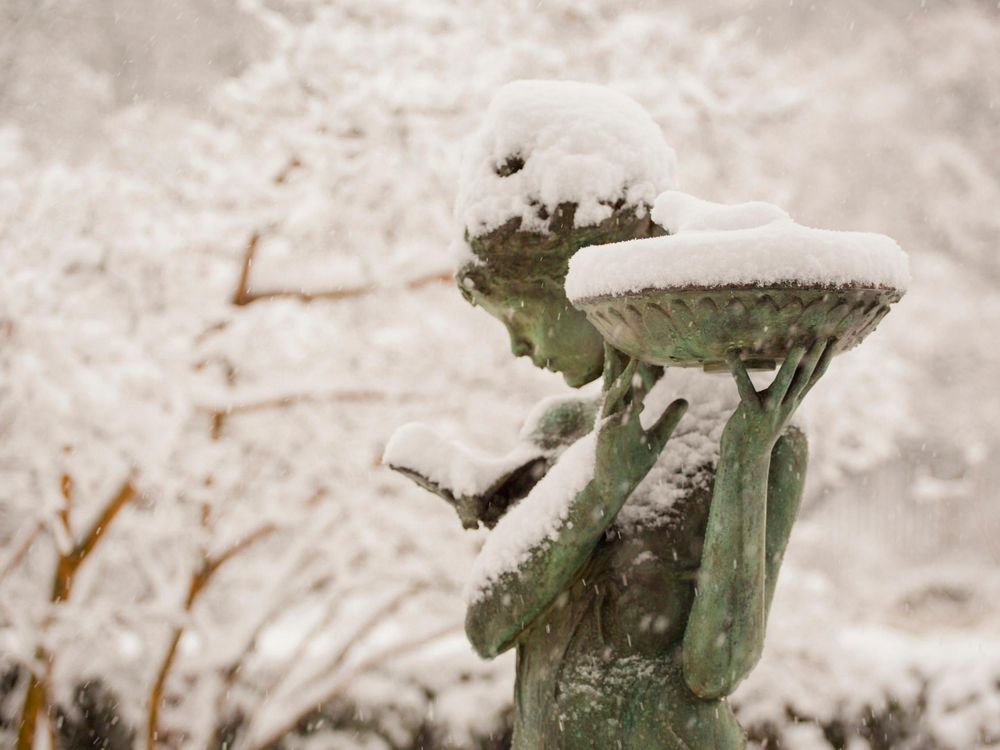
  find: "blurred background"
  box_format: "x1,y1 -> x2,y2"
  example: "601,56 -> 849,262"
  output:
1,1 -> 998,748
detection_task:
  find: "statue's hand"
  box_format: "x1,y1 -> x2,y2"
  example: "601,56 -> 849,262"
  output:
592,345 -> 688,501
722,338 -> 836,456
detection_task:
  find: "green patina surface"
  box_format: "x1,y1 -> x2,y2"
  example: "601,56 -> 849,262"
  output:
576,285 -> 899,371
393,201 -> 885,748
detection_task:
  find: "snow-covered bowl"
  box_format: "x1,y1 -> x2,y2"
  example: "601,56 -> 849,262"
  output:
564,192 -> 909,370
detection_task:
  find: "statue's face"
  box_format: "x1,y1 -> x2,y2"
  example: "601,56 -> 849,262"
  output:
461,279 -> 605,387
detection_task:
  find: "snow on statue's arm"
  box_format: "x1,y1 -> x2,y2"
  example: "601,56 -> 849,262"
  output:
464,350 -> 687,658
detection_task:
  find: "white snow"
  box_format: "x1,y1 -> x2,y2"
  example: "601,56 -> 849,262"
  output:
5,2 -> 1000,748
466,429 -> 598,602
383,423 -> 542,498
618,369 -> 740,531
565,191 -> 910,300
652,190 -> 790,232
454,80 -> 678,242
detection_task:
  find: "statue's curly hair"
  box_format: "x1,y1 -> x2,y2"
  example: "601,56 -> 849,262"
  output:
455,201 -> 663,299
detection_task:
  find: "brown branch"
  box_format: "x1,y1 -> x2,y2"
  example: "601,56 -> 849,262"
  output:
231,231 -> 261,306
147,628 -> 183,750
229,228 -> 451,307
195,524 -> 276,602
218,389 -> 391,414
58,473 -> 73,537
19,479 -> 135,749
54,481 -> 135,602
193,320 -> 230,344
44,659 -> 58,750
148,524 -> 276,750
273,157 -> 302,185
16,670 -> 46,750
72,481 -> 134,568
203,389 -> 419,439
235,271 -> 453,306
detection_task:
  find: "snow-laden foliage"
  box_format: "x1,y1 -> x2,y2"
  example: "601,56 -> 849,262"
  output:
1,1 -> 999,749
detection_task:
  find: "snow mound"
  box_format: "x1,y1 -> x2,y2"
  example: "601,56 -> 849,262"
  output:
466,429 -> 598,603
383,423 -> 541,498
565,191 -> 910,300
455,80 -> 677,241
651,190 -> 790,232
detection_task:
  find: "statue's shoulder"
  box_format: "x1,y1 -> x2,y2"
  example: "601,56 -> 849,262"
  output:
519,392 -> 601,452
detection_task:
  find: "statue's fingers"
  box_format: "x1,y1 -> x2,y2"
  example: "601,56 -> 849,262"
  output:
798,338 -> 837,401
602,343 -> 628,392
629,362 -> 654,413
646,398 -> 688,454
785,338 -> 826,403
602,358 -> 638,418
726,349 -> 760,407
769,344 -> 807,405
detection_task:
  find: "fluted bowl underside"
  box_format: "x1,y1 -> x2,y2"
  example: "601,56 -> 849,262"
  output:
574,285 -> 902,370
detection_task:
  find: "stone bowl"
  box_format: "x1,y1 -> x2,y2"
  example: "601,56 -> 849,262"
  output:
571,285 -> 903,371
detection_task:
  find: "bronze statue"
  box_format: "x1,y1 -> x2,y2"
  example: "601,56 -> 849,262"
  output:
386,83 -> 904,749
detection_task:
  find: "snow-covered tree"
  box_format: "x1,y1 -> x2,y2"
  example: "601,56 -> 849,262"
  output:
1,1 -> 998,748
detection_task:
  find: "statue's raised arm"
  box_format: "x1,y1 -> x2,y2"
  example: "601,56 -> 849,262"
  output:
464,348 -> 687,657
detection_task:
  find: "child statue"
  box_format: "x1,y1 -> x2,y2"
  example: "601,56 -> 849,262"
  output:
386,81 -> 836,749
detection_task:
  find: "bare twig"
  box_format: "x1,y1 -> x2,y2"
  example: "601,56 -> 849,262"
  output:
58,474 -> 73,538
147,524 -> 276,750
234,270 -> 450,307
230,229 -> 451,307
17,478 -> 135,750
202,388 -> 420,439
54,481 -> 135,602
231,231 -> 262,306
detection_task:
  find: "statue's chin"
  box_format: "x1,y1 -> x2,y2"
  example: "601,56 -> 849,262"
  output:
562,366 -> 601,389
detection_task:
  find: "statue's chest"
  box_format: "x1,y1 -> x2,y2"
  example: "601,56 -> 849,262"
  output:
533,487 -> 713,661
589,517 -> 706,654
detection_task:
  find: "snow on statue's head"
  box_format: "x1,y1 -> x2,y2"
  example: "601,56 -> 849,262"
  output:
453,80 -> 677,387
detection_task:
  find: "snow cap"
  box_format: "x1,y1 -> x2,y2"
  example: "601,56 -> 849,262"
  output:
455,80 -> 678,245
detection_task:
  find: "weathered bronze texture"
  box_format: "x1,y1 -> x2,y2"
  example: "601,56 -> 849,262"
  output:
392,186 -> 895,748
575,285 -> 899,371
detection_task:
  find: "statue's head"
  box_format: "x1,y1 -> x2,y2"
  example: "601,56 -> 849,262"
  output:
456,203 -> 661,387
452,80 -> 677,387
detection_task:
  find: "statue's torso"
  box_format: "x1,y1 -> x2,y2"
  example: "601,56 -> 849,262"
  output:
510,371 -> 746,749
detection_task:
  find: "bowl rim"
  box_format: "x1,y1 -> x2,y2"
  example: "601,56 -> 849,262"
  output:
570,281 -> 905,307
